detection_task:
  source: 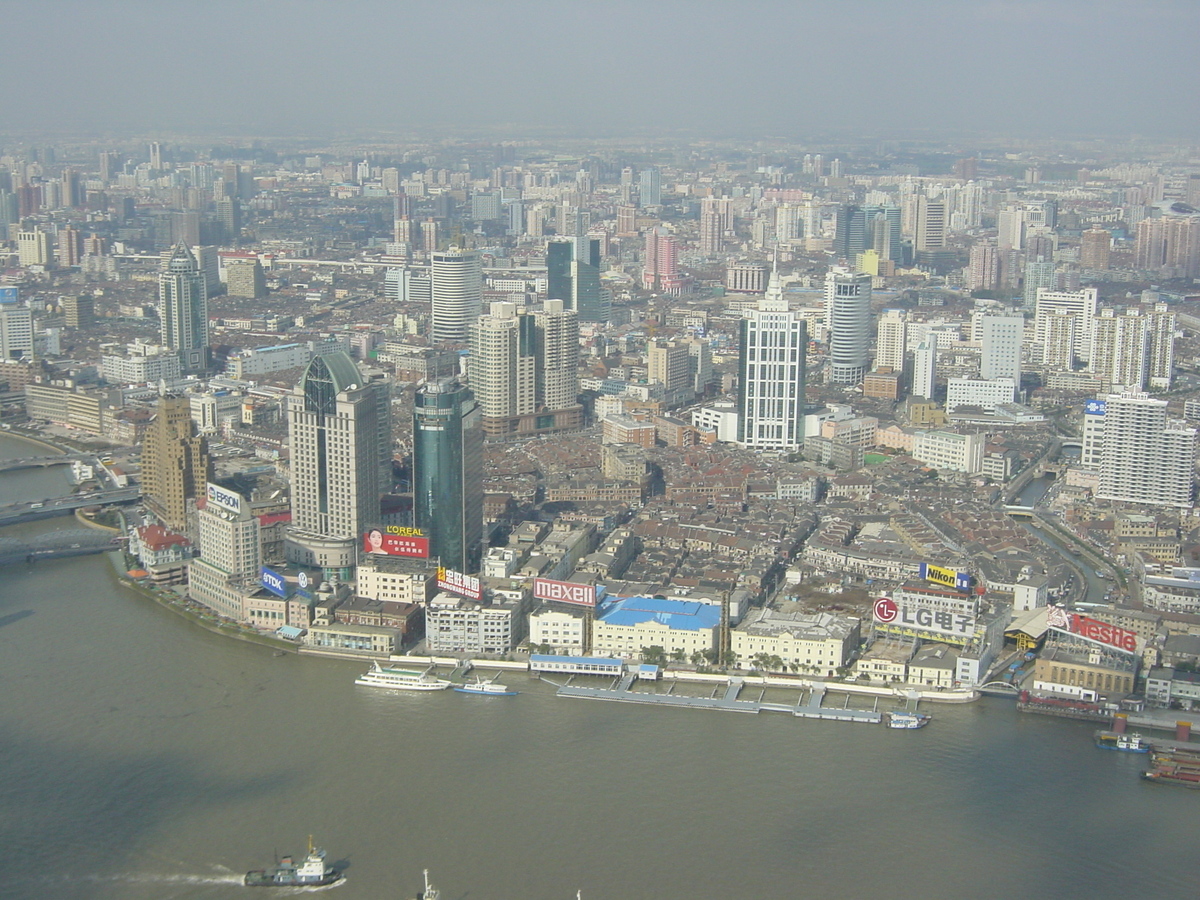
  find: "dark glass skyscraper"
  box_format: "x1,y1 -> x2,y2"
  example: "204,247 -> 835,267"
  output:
546,237 -> 608,323
413,379 -> 484,574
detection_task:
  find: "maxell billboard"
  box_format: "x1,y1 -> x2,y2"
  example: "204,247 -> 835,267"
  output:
533,577 -> 597,608
873,594 -> 976,644
920,562 -> 972,593
363,526 -> 430,559
436,567 -> 482,601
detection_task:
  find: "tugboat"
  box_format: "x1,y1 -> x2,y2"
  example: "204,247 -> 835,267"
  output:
244,836 -> 344,887
1094,730 -> 1150,753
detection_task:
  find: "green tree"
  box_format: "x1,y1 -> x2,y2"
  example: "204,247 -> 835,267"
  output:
642,645 -> 668,667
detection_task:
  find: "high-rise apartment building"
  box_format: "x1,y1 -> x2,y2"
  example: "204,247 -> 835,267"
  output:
142,394 -> 212,535
17,228 -> 53,267
737,270 -> 807,449
1035,287 -> 1098,366
62,294 -> 95,329
1094,393 -> 1196,509
413,379 -> 484,574
874,309 -> 907,371
968,242 -> 1001,292
1147,302 -> 1176,390
1089,309 -> 1148,392
159,244 -> 208,373
1135,215 -> 1200,277
978,314 -> 1024,387
225,259 -> 267,299
468,300 -> 581,437
912,340 -> 937,400
0,306 -> 33,360
1080,225 -> 1112,270
642,228 -> 684,294
286,352 -> 390,573
914,196 -> 947,251
824,267 -> 872,385
1042,309 -> 1078,372
430,247 -> 483,343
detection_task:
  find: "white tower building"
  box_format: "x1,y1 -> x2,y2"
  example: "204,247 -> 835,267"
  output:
875,309 -> 907,372
430,247 -> 483,343
1095,393 -> 1196,509
978,314 -> 1024,400
159,243 -> 208,373
737,269 -> 807,449
824,267 -> 872,385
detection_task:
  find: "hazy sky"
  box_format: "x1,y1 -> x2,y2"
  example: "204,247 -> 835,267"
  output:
5,0 -> 1199,140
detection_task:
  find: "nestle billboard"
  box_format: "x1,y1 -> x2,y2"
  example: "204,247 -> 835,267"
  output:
533,577 -> 596,608
363,526 -> 430,559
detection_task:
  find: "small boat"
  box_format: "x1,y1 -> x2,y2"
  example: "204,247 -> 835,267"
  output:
355,661 -> 452,691
885,711 -> 930,729
454,673 -> 517,696
1095,731 -> 1150,753
244,836 -> 343,887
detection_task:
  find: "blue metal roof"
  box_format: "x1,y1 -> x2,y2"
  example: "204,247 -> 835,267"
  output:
597,596 -> 721,631
530,654 -> 623,666
276,625 -> 303,639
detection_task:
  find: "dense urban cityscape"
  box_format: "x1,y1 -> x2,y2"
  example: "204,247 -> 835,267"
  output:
11,109 -> 1200,900
4,131 -> 1200,717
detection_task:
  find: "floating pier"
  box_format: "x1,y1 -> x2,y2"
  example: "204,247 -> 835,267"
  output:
556,676 -> 883,723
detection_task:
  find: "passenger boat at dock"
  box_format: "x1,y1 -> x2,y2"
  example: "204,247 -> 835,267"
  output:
885,711 -> 930,729
355,661 -> 452,691
244,836 -> 343,887
454,674 -> 517,696
1095,731 -> 1150,753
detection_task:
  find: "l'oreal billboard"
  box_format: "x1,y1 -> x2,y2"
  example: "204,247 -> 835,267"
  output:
363,526 -> 430,559
920,562 -> 971,593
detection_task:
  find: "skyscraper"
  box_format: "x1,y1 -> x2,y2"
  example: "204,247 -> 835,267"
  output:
642,228 -> 684,293
430,246 -> 483,343
638,167 -> 661,208
159,244 -> 208,373
1080,225 -> 1112,270
142,394 -> 212,535
287,352 -> 390,573
468,300 -> 580,437
547,237 -> 608,323
1094,393 -> 1196,509
737,269 -> 807,450
413,379 -> 484,574
824,267 -> 872,385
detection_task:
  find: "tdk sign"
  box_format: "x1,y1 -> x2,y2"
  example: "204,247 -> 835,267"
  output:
261,567 -> 287,598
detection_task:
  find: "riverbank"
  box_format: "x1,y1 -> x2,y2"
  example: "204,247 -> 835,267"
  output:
105,552 -> 296,653
0,427 -> 69,455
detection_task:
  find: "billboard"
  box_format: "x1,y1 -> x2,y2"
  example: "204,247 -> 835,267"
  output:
1047,607 -> 1138,653
436,567 -> 482,601
363,526 -> 430,559
874,593 -> 976,644
0,287 -> 17,305
920,562 -> 971,593
206,482 -> 243,515
1084,399 -> 1107,416
534,577 -> 597,608
261,566 -> 287,598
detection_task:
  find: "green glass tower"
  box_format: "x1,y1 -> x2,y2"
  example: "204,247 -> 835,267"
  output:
413,379 -> 484,574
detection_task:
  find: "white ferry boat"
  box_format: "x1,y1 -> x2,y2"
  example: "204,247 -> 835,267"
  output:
885,711 -> 931,729
454,674 -> 517,696
355,661 -> 452,691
